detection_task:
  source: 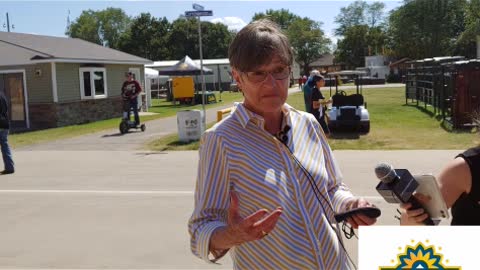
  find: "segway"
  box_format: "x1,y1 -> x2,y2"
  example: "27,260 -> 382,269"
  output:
119,100 -> 146,134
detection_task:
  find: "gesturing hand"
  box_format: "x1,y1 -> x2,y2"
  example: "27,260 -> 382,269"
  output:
225,191 -> 283,245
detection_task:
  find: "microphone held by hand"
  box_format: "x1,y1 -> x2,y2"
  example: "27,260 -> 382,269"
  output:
374,163 -> 435,225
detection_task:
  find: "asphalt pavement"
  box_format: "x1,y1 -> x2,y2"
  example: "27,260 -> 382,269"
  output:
1,83 -> 460,270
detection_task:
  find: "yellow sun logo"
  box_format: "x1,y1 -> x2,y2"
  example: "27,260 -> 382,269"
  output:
379,241 -> 461,270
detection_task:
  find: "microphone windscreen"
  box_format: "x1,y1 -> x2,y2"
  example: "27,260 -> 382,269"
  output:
375,163 -> 396,184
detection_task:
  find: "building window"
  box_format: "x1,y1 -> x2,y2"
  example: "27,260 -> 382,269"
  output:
79,67 -> 107,99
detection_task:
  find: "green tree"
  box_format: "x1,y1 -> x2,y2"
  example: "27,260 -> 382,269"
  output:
287,18 -> 331,75
367,2 -> 386,28
97,8 -> 131,49
167,18 -> 232,60
166,18 -> 198,60
455,0 -> 480,58
252,8 -> 301,30
367,26 -> 389,56
66,10 -> 101,45
388,0 -> 467,59
118,13 -> 170,60
334,0 -> 369,36
201,22 -> 233,59
251,9 -> 330,74
335,25 -> 370,68
333,1 -> 387,68
66,7 -> 131,49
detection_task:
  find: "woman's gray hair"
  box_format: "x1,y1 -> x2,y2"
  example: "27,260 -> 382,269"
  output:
228,19 -> 293,72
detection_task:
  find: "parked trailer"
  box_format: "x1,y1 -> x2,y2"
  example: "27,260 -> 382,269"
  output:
405,56 -> 480,129
405,56 -> 464,115
442,59 -> 480,128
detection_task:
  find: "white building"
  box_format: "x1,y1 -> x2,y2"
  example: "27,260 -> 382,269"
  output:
147,57 -> 301,90
147,58 -> 231,91
364,55 -> 390,79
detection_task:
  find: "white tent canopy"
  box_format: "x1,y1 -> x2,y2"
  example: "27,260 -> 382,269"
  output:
145,67 -> 159,77
144,67 -> 170,107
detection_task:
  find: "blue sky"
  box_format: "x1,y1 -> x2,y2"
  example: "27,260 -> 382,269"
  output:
1,0 -> 402,44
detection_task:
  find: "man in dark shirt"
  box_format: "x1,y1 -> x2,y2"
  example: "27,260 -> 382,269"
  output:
121,72 -> 142,126
0,92 -> 14,174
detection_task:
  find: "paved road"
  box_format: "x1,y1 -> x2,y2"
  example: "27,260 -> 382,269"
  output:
0,149 -> 455,269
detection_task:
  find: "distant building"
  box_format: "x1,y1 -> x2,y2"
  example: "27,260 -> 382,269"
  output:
364,55 -> 390,79
309,54 -> 343,74
389,58 -> 411,83
147,58 -> 231,91
148,58 -> 302,90
353,55 -> 391,81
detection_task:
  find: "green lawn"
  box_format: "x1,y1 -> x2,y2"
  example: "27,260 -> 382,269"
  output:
148,91 -> 243,116
10,91 -> 244,148
148,87 -> 479,151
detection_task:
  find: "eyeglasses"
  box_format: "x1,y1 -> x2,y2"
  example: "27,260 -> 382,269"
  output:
243,66 -> 291,83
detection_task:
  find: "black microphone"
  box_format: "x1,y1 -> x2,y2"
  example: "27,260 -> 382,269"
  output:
277,125 -> 291,145
374,163 -> 435,225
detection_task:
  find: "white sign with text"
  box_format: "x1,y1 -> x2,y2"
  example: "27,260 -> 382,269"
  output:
359,226 -> 477,270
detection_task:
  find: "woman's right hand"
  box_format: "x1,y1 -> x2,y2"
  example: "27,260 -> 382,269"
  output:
210,191 -> 283,250
399,193 -> 431,226
226,191 -> 283,243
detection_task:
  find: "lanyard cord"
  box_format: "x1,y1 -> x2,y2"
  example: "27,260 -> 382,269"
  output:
275,130 -> 358,270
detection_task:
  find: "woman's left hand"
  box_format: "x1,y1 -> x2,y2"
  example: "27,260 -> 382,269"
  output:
346,198 -> 378,229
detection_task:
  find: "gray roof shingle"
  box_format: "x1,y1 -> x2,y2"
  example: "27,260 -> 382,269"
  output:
0,31 -> 152,65
310,54 -> 336,66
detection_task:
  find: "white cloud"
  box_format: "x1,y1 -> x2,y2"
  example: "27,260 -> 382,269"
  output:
210,17 -> 247,31
325,31 -> 338,46
325,31 -> 339,51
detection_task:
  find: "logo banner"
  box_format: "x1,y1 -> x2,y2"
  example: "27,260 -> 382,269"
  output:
358,226 -> 478,269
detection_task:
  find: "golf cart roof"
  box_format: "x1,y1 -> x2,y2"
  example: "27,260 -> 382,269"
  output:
328,70 -> 367,76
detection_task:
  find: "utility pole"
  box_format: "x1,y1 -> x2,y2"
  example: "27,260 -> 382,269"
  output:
3,12 -> 14,32
66,10 -> 71,33
477,35 -> 480,59
197,17 -> 206,126
6,13 -> 9,32
185,5 -> 213,132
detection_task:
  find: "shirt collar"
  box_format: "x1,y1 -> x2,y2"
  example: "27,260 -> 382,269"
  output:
233,102 -> 292,130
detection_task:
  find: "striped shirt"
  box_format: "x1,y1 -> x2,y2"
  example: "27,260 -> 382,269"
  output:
189,102 -> 356,269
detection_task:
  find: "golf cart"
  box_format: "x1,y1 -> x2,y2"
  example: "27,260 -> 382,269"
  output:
327,70 -> 370,133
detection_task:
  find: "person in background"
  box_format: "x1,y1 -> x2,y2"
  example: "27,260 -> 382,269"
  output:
188,19 -> 377,270
309,74 -> 332,136
302,74 -> 307,88
302,70 -> 320,113
0,92 -> 14,174
121,71 -> 142,126
400,115 -> 480,225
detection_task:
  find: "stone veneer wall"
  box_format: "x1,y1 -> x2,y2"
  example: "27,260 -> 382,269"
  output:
55,97 -> 123,127
28,103 -> 58,130
28,97 -> 123,130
